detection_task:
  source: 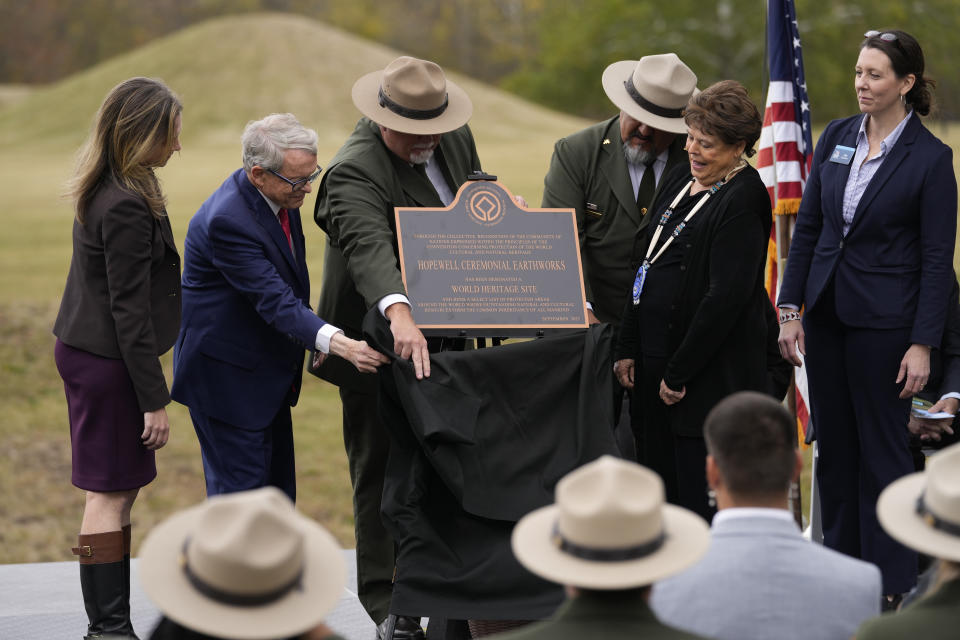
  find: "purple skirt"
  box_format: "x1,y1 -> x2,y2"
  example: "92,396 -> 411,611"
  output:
54,339 -> 157,491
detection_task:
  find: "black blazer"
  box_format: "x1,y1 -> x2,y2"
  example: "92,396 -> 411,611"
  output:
54,178 -> 181,411
618,165 -> 773,437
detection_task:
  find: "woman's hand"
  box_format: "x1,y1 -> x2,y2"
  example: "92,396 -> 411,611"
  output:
897,343 -> 931,399
777,318 -> 805,367
329,332 -> 390,374
614,359 -> 635,389
142,408 -> 169,450
659,379 -> 686,405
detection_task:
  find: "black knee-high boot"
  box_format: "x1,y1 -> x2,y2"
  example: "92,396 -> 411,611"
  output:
73,530 -> 137,639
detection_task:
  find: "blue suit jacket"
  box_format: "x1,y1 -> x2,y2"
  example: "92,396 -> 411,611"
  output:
778,114 -> 957,347
171,169 -> 327,429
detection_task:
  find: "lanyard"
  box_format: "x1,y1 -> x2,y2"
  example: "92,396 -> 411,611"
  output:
632,165 -> 743,306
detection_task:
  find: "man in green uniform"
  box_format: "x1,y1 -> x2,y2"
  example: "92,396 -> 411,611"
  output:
312,56 -> 481,640
541,53 -> 697,326
541,54 -> 697,459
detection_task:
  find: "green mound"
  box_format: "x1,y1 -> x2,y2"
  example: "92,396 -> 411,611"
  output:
0,12 -> 585,151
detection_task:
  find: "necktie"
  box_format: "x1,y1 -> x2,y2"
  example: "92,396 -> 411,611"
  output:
636,163 -> 657,214
277,208 -> 294,254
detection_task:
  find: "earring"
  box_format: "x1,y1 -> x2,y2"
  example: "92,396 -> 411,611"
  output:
900,93 -> 906,105
707,489 -> 717,508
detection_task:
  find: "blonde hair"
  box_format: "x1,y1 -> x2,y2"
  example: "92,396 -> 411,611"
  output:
67,77 -> 182,223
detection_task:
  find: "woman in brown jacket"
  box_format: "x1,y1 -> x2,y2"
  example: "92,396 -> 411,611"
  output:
53,77 -> 182,640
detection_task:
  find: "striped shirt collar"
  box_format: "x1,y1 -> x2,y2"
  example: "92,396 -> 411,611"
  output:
856,109 -> 913,156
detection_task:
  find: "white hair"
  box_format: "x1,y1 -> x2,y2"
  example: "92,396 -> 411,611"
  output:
241,113 -> 318,172
623,144 -> 656,167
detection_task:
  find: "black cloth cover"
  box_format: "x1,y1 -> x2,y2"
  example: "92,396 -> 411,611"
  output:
362,309 -> 620,620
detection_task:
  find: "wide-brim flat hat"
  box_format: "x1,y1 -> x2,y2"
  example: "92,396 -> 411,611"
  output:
877,442 -> 960,562
139,487 -> 346,640
512,456 -> 710,590
352,56 -> 473,135
602,53 -> 698,134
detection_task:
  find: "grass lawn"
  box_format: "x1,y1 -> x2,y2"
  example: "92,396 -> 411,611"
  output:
2,12 -> 960,564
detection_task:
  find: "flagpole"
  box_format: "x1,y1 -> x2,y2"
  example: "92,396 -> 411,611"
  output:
760,0 -> 814,531
777,215 -> 803,528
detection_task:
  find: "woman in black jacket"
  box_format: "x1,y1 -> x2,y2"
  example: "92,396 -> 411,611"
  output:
615,80 -> 772,519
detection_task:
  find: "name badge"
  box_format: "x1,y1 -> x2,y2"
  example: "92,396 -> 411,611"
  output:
829,145 -> 855,165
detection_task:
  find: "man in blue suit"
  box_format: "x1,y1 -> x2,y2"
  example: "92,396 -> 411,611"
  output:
172,113 -> 387,502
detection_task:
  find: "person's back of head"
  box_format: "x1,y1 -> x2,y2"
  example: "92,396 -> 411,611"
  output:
704,391 -> 799,505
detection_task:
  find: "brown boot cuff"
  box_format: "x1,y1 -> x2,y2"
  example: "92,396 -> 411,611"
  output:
121,524 -> 131,555
73,531 -> 124,565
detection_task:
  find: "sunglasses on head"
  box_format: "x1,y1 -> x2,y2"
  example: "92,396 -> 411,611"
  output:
864,30 -> 906,54
864,30 -> 896,42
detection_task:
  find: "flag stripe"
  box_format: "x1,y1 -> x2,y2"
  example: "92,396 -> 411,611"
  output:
762,0 -> 813,444
765,80 -> 795,102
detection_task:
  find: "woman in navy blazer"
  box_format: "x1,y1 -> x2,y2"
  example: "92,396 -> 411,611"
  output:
778,30 -> 957,604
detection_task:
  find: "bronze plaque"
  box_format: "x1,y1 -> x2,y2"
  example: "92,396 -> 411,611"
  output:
395,180 -> 587,331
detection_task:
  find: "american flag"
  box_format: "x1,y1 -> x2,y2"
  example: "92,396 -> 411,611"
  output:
758,0 -> 813,442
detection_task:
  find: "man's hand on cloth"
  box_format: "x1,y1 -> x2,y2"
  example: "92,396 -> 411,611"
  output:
385,302 -> 431,379
327,332 -> 390,373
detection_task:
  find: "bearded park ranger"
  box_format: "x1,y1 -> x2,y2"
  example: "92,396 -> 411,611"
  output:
312,56 -> 481,640
541,53 -> 695,327
540,54 -> 696,458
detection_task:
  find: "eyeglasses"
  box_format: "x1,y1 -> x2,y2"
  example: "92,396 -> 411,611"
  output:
267,165 -> 322,192
864,30 -> 906,54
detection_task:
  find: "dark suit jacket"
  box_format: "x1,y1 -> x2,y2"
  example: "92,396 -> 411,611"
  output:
171,169 -> 326,430
778,114 -> 957,347
311,118 -> 481,390
541,116 -> 687,324
54,178 -> 181,411
491,590 -> 708,640
920,279 -> 960,404
913,279 -> 960,451
618,165 -> 773,437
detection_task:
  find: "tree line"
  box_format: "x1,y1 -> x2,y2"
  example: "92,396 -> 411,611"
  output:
2,0 -> 957,122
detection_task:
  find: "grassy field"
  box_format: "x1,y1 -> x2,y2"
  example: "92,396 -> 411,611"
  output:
2,12 -> 960,564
